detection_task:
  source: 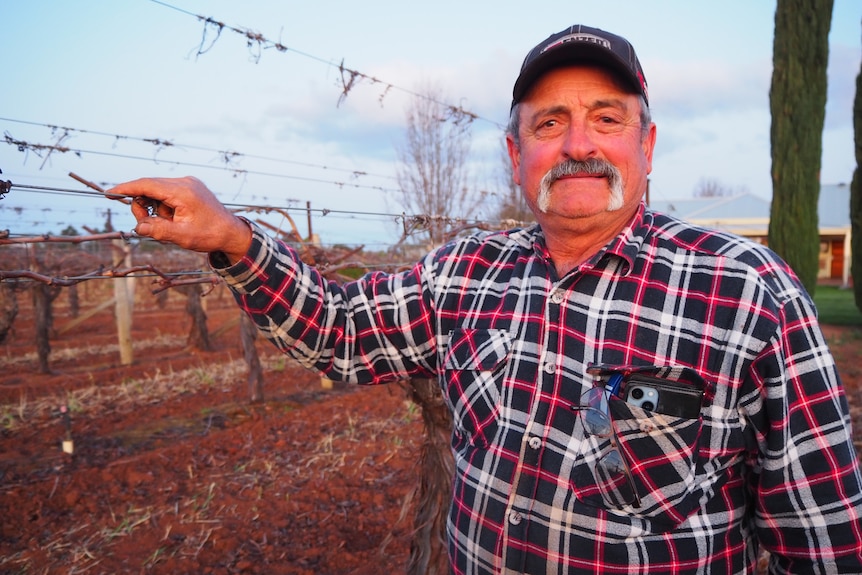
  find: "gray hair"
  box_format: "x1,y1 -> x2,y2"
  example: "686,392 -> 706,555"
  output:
506,95 -> 652,148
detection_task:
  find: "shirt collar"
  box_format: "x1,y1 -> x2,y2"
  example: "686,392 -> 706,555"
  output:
528,202 -> 650,277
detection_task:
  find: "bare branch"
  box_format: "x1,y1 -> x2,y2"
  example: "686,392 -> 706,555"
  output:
68,172 -> 131,204
0,231 -> 135,245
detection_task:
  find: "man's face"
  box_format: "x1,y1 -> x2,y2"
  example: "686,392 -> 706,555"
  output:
507,65 -> 656,231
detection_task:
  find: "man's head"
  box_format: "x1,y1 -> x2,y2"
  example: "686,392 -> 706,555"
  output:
505,25 -> 656,241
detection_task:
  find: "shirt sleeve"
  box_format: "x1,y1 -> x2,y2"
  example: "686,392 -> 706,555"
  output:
746,291 -> 862,573
210,223 -> 439,383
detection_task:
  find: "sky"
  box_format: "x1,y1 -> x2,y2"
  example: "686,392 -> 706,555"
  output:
1,0 -> 860,247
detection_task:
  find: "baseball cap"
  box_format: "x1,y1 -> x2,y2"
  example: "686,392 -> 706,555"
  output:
512,25 -> 649,108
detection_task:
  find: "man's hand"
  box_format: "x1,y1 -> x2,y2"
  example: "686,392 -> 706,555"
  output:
108,176 -> 252,264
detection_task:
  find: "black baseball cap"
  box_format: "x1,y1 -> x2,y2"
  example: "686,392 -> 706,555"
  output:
512,25 -> 649,108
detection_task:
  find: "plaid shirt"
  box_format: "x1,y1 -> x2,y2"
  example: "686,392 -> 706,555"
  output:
214,204 -> 862,574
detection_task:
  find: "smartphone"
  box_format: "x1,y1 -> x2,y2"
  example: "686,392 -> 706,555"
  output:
621,374 -> 703,419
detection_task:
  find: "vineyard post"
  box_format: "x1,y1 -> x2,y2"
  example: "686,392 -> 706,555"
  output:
112,238 -> 134,365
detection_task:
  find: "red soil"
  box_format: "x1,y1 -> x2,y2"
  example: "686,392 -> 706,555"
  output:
0,282 -> 859,574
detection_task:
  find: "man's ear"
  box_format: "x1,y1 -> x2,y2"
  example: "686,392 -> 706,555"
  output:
506,133 -> 522,186
642,123 -> 657,175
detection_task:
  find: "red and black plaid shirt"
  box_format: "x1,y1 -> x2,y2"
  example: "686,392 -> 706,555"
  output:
215,203 -> 862,574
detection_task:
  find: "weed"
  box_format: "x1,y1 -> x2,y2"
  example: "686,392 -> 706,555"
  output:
195,482 -> 217,515
65,392 -> 83,413
0,408 -> 17,431
195,369 -> 215,387
403,399 -> 419,421
145,546 -> 168,568
101,506 -> 151,541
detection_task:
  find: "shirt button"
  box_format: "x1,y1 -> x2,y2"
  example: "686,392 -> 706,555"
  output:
544,362 -> 555,375
528,436 -> 542,450
508,511 -> 523,525
551,291 -> 564,304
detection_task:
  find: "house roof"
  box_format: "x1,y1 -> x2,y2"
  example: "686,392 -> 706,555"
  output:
649,183 -> 851,237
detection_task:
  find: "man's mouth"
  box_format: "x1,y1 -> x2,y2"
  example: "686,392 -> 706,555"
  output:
556,172 -> 604,180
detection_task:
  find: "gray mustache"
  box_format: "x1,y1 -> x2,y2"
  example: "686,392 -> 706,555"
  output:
547,158 -> 620,182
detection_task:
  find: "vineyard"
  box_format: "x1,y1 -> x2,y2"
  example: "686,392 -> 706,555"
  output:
0,239 -> 861,574
0,239 -> 425,575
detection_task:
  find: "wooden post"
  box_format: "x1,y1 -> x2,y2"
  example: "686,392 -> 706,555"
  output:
113,239 -> 134,365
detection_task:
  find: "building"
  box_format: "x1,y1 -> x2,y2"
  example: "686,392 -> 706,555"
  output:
649,184 -> 853,287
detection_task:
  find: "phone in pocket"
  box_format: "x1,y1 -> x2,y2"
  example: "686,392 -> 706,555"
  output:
621,374 -> 704,419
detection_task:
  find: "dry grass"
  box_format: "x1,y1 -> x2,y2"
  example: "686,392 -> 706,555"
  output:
1,333 -> 187,367
0,355 -> 295,432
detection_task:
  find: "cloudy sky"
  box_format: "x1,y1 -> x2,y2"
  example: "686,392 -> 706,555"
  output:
2,0 -> 860,246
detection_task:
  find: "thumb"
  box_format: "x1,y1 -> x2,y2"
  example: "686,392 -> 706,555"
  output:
134,217 -> 174,242
134,218 -> 155,237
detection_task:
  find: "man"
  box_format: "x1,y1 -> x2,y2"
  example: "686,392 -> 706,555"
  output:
111,25 -> 862,575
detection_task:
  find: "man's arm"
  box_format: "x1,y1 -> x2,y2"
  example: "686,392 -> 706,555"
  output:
110,176 -> 440,383
749,293 -> 862,573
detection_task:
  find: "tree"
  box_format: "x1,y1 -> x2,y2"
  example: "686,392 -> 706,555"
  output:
852,18 -> 862,311
693,178 -> 749,198
494,138 -> 534,226
395,84 -> 479,248
392,85 -> 475,573
768,0 -> 833,294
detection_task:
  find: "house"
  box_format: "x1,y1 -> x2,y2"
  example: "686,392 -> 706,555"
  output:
649,183 -> 853,287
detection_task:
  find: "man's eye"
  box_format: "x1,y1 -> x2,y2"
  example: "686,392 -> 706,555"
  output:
595,115 -> 628,133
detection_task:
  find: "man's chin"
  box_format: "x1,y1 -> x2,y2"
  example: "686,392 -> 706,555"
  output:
540,204 -> 606,220
537,194 -> 623,217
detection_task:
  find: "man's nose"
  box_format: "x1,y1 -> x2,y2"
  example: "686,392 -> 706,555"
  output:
561,121 -> 598,160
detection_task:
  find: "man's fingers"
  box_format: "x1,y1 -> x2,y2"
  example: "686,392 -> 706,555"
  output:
134,215 -> 194,248
111,176 -> 244,256
108,178 -> 173,201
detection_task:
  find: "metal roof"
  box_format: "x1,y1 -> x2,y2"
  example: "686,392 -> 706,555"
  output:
649,184 -> 851,236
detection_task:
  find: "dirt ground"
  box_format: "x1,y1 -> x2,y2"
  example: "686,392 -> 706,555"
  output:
1,281 -> 861,575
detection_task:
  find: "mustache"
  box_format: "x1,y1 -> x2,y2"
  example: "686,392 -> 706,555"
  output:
536,157 -> 625,213
545,158 -> 620,183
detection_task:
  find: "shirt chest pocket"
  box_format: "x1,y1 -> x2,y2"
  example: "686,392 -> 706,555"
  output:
572,398 -> 704,531
443,328 -> 513,449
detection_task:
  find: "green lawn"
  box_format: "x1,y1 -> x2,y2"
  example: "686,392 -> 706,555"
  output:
814,285 -> 862,326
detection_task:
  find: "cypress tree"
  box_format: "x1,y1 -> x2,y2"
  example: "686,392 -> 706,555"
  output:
769,0 -> 833,295
852,22 -> 862,311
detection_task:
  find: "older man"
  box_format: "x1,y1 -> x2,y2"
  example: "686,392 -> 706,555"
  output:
111,25 -> 862,575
